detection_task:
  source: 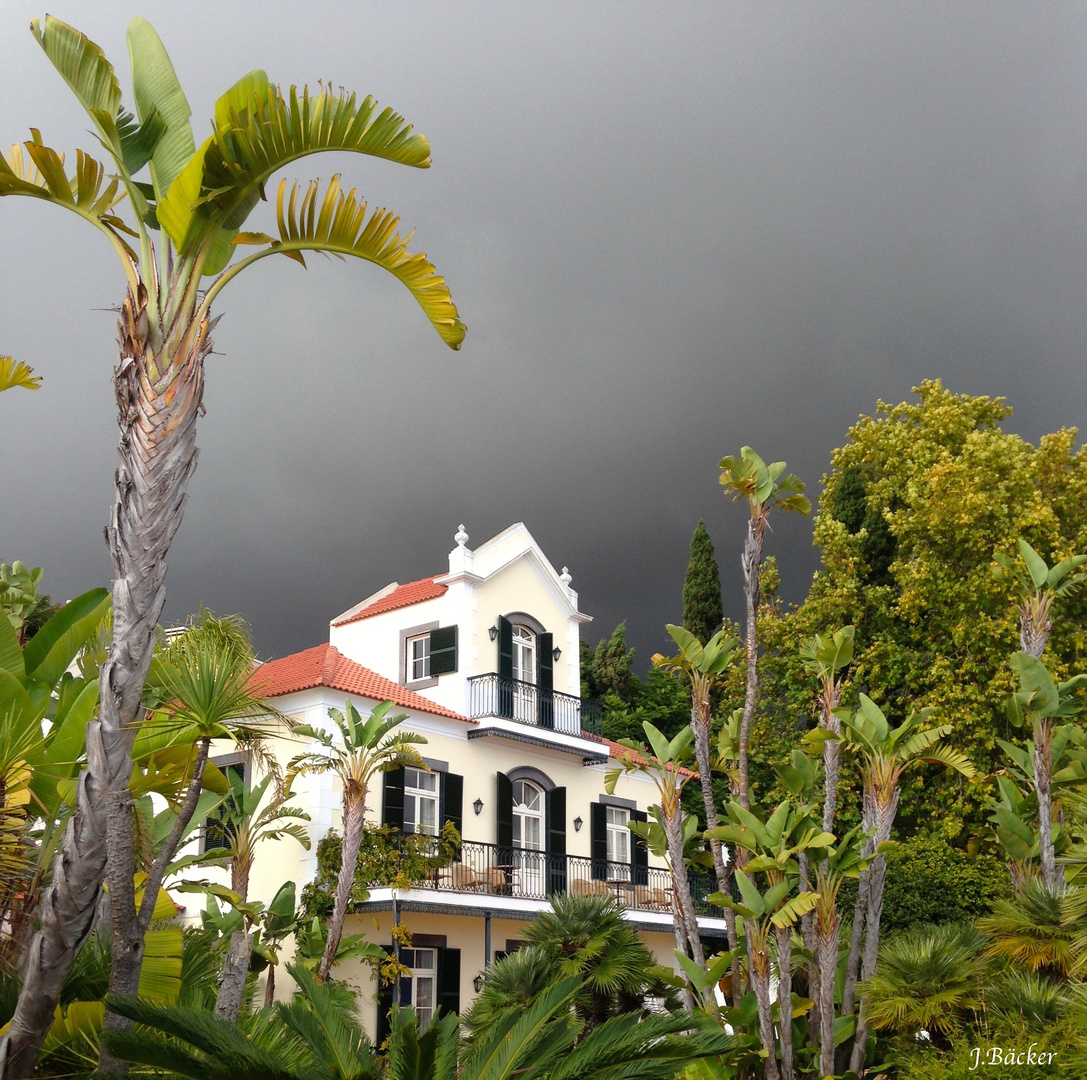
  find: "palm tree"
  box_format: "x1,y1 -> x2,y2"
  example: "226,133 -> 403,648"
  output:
857,923 -> 985,1039
288,700 -> 426,981
652,625 -> 743,997
978,879 -> 1081,978
0,17 -> 463,1076
718,448 -> 810,811
107,613 -> 282,1021
607,723 -> 707,1010
103,970 -> 740,1080
825,696 -> 976,1074
0,357 -> 40,396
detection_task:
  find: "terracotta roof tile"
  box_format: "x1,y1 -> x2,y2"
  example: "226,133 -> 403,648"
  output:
332,576 -> 447,626
249,643 -> 469,723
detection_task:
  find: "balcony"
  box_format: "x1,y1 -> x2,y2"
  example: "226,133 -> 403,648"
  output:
467,673 -> 603,737
362,839 -> 722,919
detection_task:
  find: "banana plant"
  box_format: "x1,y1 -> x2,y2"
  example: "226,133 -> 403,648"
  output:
799,625 -> 854,833
0,16 -> 463,1075
718,447 -> 810,813
1005,652 -> 1087,891
607,721 -> 710,1010
653,624 -> 743,998
709,798 -> 830,1080
808,694 -> 976,1074
0,587 -> 109,971
993,538 -> 1087,657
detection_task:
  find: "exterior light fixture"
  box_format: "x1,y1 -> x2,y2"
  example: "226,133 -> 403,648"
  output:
488,624 -> 499,641
473,973 -> 485,993
552,646 -> 562,661
473,798 -> 484,816
573,816 -> 583,832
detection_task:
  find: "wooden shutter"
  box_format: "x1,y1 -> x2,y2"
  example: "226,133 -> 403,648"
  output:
496,772 -> 513,852
546,786 -> 567,894
430,625 -> 457,675
590,802 -> 608,880
376,944 -> 394,1046
537,632 -> 554,729
632,808 -> 649,886
383,767 -> 405,831
437,947 -> 461,1016
441,772 -> 463,835
498,616 -> 513,718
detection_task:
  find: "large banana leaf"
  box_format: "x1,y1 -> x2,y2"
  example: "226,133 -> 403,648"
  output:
216,176 -> 464,346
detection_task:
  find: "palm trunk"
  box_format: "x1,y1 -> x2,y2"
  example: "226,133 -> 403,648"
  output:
738,512 -> 765,812
849,791 -> 898,1076
820,683 -> 842,835
100,737 -> 213,1069
264,964 -> 277,1009
816,912 -> 840,1078
797,851 -> 817,1054
671,895 -> 697,1012
746,920 -> 780,1080
663,808 -> 710,1007
689,697 -> 741,1006
215,930 -> 253,1021
775,923 -> 794,1080
1,279 -> 210,1080
1035,720 -> 1060,890
318,788 -> 365,982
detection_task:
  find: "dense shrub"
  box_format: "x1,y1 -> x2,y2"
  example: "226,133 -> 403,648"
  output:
880,835 -> 1012,935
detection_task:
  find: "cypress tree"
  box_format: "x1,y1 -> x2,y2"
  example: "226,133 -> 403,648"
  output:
682,520 -> 724,644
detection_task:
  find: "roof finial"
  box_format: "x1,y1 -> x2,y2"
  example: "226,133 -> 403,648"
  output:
560,566 -> 572,587
455,523 -> 469,548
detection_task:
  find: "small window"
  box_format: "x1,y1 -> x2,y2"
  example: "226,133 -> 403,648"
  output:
606,806 -> 631,881
404,767 -> 439,836
400,947 -> 438,1027
204,761 -> 245,852
407,634 -> 431,681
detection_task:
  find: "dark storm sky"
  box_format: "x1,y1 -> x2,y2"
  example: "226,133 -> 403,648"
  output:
2,2 -> 1086,671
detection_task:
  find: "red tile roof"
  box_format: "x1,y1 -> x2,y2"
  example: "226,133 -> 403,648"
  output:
249,643 -> 469,722
332,576 -> 447,626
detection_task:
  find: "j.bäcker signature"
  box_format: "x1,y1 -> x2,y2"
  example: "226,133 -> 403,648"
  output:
969,1043 -> 1056,1069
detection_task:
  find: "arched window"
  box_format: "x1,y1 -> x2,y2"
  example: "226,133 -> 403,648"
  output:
512,779 -> 544,851
511,624 -> 536,685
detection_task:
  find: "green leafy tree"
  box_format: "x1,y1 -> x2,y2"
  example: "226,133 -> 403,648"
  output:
580,623 -> 636,703
758,381 -> 1087,837
682,521 -> 724,646
0,17 -> 463,1076
718,447 -> 810,810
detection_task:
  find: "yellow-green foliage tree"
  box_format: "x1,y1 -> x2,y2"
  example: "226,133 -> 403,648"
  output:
758,381 -> 1087,835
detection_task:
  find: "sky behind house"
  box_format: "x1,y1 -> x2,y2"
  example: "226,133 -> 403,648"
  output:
3,2 -> 1087,672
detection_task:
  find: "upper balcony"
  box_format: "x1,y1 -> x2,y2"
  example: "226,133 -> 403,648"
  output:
465,673 -> 606,762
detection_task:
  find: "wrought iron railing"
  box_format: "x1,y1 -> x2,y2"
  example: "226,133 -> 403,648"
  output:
375,839 -> 721,917
466,673 -> 603,736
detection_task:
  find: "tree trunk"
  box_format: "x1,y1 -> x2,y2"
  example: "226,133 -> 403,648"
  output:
1035,720 -> 1060,890
746,920 -> 779,1080
849,791 -> 898,1076
99,737 -> 213,1070
0,280 -> 210,1080
671,895 -> 697,1012
775,923 -> 794,1080
318,788 -> 365,982
816,915 -> 840,1079
737,514 -> 765,812
663,808 -> 710,1008
820,682 -> 842,835
689,697 -> 741,1006
264,964 -> 277,1009
215,930 -> 253,1022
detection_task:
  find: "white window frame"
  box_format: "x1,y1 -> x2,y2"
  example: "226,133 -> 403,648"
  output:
400,947 -> 438,1027
400,621 -> 439,689
407,634 -> 430,682
606,805 -> 631,881
404,766 -> 439,836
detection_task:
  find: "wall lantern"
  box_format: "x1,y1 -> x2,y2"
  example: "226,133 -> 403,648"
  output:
552,646 -> 562,661
488,624 -> 499,641
473,973 -> 485,993
473,798 -> 484,816
573,816 -> 583,832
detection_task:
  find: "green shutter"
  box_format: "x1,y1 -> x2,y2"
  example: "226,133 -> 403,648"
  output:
498,616 -> 513,717
632,809 -> 649,886
547,787 -> 567,895
591,802 -> 608,880
537,632 -> 554,728
383,768 -> 405,831
441,772 -> 463,835
430,625 -> 457,674
496,772 -> 513,851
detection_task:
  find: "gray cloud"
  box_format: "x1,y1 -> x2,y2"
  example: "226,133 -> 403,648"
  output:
2,2 -> 1085,668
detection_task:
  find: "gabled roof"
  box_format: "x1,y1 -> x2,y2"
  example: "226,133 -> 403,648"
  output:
249,643 -> 469,722
331,576 -> 447,627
